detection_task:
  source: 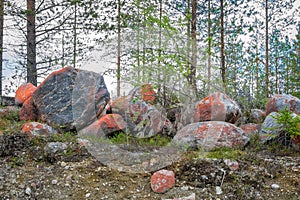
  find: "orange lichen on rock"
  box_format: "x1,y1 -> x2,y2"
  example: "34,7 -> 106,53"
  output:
15,83 -> 37,105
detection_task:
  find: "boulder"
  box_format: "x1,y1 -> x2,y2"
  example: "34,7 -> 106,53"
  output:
240,123 -> 260,136
180,92 -> 241,127
21,122 -> 58,137
110,96 -> 172,138
80,114 -> 127,137
15,83 -> 37,106
31,67 -> 110,131
249,109 -> 266,123
260,112 -> 299,143
150,169 -> 175,193
173,121 -> 249,151
266,94 -> 300,115
20,97 -> 38,121
129,84 -> 156,104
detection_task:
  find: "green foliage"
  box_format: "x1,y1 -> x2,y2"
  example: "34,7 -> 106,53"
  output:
50,132 -> 77,143
272,107 -> 300,139
109,132 -> 172,147
206,147 -> 245,160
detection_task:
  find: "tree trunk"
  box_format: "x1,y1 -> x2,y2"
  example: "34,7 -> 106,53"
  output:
0,0 -> 4,95
207,0 -> 211,94
27,0 -> 37,86
117,0 -> 121,97
190,0 -> 198,97
73,1 -> 77,68
220,0 -> 226,91
265,0 -> 269,97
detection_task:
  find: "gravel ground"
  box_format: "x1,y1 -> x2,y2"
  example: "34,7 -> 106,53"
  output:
0,133 -> 300,200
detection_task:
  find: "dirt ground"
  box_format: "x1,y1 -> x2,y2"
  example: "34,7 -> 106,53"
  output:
0,132 -> 300,200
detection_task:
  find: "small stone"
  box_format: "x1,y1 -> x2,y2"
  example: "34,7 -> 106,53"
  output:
271,184 -> 280,189
216,186 -> 223,195
25,187 -> 31,195
150,169 -> 175,193
224,159 -> 239,171
51,179 -> 58,185
85,193 -> 91,198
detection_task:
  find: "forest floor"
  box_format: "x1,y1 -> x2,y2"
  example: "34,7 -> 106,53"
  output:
0,109 -> 300,200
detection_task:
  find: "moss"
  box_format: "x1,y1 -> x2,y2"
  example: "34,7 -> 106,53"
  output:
206,147 -> 245,160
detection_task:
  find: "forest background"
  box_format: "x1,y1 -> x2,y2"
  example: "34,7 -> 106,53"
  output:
0,0 -> 299,111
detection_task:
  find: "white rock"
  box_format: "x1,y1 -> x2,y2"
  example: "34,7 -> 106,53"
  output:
216,186 -> 223,195
25,187 -> 31,195
271,184 -> 280,189
51,179 -> 58,185
85,193 -> 91,198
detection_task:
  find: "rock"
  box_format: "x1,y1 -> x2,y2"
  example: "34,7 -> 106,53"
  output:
31,67 -> 110,131
25,187 -> 31,196
80,114 -> 127,137
250,109 -> 266,123
110,96 -> 172,138
15,83 -> 37,106
45,142 -> 68,154
181,92 -> 241,126
20,97 -> 38,121
216,186 -> 223,195
259,112 -> 282,142
21,122 -> 58,137
266,94 -> 300,115
271,183 -> 280,189
173,121 -> 249,151
128,83 -> 156,104
224,159 -> 239,171
292,135 -> 300,151
150,169 -> 175,193
240,123 -> 260,136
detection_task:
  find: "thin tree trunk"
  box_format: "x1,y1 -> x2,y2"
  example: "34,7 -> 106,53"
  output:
220,0 -> 226,91
137,0 -> 140,82
117,0 -> 121,97
207,0 -> 211,94
73,1 -> 77,68
27,0 -> 37,86
191,0 -> 198,97
265,0 -> 269,97
0,0 -> 4,95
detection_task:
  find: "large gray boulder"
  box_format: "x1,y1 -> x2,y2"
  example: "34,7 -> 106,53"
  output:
266,94 -> 300,115
32,66 -> 110,131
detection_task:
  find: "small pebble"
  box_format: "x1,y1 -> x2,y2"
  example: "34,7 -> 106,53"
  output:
25,187 -> 31,195
86,193 -> 91,198
51,179 -> 58,185
216,186 -> 223,195
271,184 -> 280,189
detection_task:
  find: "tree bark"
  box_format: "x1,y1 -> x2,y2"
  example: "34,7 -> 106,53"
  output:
0,0 -> 4,95
117,0 -> 121,97
27,0 -> 37,86
207,0 -> 211,93
73,1 -> 77,68
220,0 -> 226,91
190,0 -> 198,97
265,0 -> 269,97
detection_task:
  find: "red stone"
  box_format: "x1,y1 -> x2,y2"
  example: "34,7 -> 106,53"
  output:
240,123 -> 259,136
224,159 -> 239,171
15,83 -> 37,106
20,97 -> 38,121
193,92 -> 241,124
151,169 -> 175,193
129,84 -> 156,104
174,121 -> 249,151
266,94 -> 300,115
21,122 -> 57,137
80,114 -> 126,137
